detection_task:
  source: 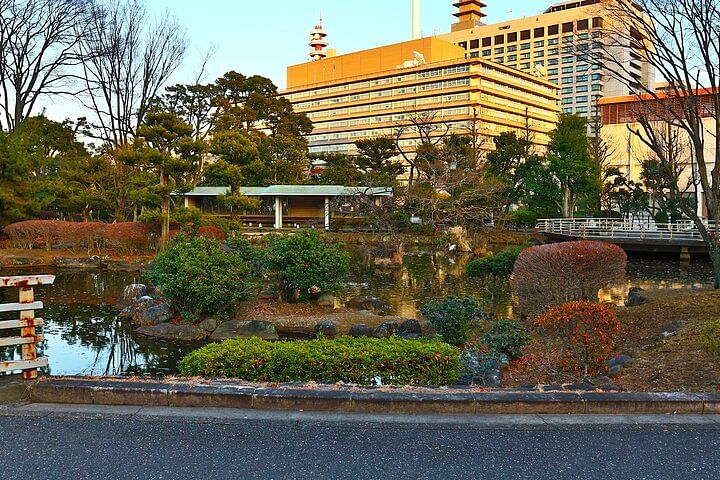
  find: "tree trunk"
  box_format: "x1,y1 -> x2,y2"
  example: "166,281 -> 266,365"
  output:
563,184 -> 572,218
711,245 -> 720,290
160,169 -> 170,247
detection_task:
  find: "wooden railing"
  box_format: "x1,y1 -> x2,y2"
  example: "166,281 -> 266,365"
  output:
0,275 -> 54,379
537,218 -> 717,243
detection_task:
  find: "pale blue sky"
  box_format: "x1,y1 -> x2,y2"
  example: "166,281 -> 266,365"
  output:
157,0 -> 542,88
42,0 -> 545,121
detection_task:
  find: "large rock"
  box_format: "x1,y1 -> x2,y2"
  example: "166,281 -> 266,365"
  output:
119,284 -> 147,306
54,256 -> 103,269
136,323 -> 207,342
315,320 -> 338,338
398,319 -> 422,336
210,320 -> 279,341
457,351 -> 503,387
199,318 -> 218,334
119,295 -> 154,319
373,321 -> 399,338
317,293 -> 337,307
345,296 -> 391,316
349,324 -> 374,338
138,303 -> 173,326
108,259 -> 146,272
625,287 -> 647,307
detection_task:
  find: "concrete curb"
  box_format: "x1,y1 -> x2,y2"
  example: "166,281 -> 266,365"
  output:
0,375 -> 28,403
17,377 -> 720,415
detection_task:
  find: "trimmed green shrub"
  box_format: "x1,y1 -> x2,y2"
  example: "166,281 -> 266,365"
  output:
150,236 -> 253,321
508,208 -> 539,228
482,319 -> 530,360
263,230 -> 350,301
466,246 -> 524,278
701,320 -> 720,356
225,237 -> 263,276
419,296 -> 486,346
179,336 -> 460,385
171,207 -> 203,235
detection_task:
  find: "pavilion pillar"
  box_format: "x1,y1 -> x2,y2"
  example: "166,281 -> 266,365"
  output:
274,197 -> 283,229
324,196 -> 330,230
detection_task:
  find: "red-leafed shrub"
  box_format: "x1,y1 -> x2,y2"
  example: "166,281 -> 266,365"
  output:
105,222 -> 157,254
4,220 -> 60,250
512,241 -> 627,318
55,222 -> 108,254
196,225 -> 226,241
534,301 -> 620,376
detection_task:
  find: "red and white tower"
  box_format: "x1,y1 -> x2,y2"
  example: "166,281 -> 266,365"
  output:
308,17 -> 328,61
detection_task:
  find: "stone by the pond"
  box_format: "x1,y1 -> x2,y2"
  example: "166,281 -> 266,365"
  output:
54,256 -> 103,269
199,318 -> 218,333
349,324 -> 374,338
315,320 -> 338,338
607,354 -> 634,369
108,259 -> 146,272
625,287 -> 648,307
345,296 -> 391,316
210,320 -> 279,341
317,293 -> 336,307
136,323 -> 207,342
119,284 -> 147,306
398,319 -> 422,336
139,303 -> 173,326
373,321 -> 399,338
120,296 -> 154,319
457,351 -> 503,387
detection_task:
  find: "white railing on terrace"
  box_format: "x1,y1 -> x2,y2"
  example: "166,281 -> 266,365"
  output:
537,218 -> 718,243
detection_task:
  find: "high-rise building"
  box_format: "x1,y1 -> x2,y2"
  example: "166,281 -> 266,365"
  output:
283,37 -> 559,157
439,0 -> 655,129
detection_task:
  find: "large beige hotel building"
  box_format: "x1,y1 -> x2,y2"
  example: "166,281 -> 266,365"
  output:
282,0 -> 652,157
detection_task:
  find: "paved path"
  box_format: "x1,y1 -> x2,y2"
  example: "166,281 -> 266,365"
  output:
1,404 -> 719,480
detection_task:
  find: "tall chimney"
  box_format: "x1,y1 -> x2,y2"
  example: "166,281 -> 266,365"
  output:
412,0 -> 420,39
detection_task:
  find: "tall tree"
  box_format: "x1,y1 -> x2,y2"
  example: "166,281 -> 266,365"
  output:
115,108 -> 204,244
76,0 -> 188,146
600,0 -> 720,287
355,137 -> 403,186
0,0 -> 91,131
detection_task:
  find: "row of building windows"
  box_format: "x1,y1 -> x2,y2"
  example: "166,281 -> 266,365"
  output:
482,39 -> 602,57
311,106 -> 473,131
286,65 -> 472,101
459,18 -> 604,51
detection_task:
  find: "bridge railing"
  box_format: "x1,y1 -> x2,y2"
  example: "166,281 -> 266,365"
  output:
0,275 -> 54,379
537,218 -> 717,243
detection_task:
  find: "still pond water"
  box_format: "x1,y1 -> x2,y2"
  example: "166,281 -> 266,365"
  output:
0,248 -> 714,376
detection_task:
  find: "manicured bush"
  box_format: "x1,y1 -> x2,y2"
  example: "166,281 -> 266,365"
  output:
466,246 -> 524,278
196,225 -> 226,241
263,230 -> 350,301
482,319 -> 530,360
534,301 -> 620,376
419,296 -> 486,346
512,241 -> 627,318
105,222 -> 157,254
179,336 -> 461,385
171,207 -> 203,235
508,209 -> 539,228
150,236 -> 253,321
701,320 -> 720,356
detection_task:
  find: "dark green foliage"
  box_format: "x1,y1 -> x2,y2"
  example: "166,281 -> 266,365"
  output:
171,207 -> 203,234
225,237 -> 263,275
466,246 -> 524,278
179,336 -> 461,385
263,230 -> 350,301
483,319 -> 531,360
701,320 -> 720,356
150,236 -> 253,321
419,296 -> 486,346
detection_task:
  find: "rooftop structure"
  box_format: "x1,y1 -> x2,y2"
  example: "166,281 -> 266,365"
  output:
283,37 -> 559,158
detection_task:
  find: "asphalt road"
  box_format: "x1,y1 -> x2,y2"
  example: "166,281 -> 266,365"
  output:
1,404 -> 719,480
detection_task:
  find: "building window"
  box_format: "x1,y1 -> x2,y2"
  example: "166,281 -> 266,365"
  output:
577,19 -> 589,30
459,42 -> 467,50
534,27 -> 545,38
562,66 -> 573,74
495,47 -> 504,54
562,86 -> 573,94
576,106 -> 588,113
576,63 -> 589,72
482,49 -> 491,56
576,95 -> 588,103
577,75 -> 589,82
521,52 -> 531,60
507,45 -> 517,52
548,68 -> 558,75
535,60 -> 545,66
508,32 -> 517,42
520,62 -> 530,69
495,34 -> 505,44
548,58 -> 559,65
482,37 -> 492,47
577,32 -> 589,40
549,48 -> 559,55
562,22 -> 574,33
562,56 -> 574,64
470,51 -> 480,58
562,76 -> 573,84
534,40 -> 545,48
576,85 -> 589,93
562,46 -> 573,53
507,54 -> 517,62
549,24 -> 559,35
534,50 -> 545,58
591,73 -> 602,80
563,35 -> 574,43
562,97 -> 573,105
548,38 -> 559,45
521,42 -> 530,50
494,57 -> 504,63
470,39 -> 479,49
591,83 -> 602,91
592,17 -> 604,28
563,107 -> 573,113
521,29 -> 531,40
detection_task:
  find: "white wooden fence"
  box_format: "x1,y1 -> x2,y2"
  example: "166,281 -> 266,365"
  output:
0,275 -> 54,379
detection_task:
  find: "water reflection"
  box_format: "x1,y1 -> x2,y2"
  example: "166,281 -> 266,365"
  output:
0,250 -> 715,376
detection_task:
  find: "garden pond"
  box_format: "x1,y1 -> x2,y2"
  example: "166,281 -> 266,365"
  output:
0,246 -> 715,376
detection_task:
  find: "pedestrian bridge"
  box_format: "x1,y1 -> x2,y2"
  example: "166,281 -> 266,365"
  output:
536,218 -> 716,255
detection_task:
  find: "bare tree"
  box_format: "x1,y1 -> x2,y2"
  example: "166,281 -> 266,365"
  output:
393,111 -> 450,186
598,0 -> 720,288
0,0 -> 91,131
76,0 -> 188,147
